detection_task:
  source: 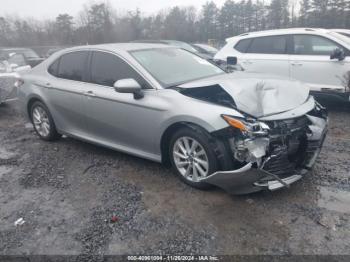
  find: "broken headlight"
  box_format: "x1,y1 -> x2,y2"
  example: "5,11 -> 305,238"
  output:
222,115 -> 270,165
221,115 -> 270,136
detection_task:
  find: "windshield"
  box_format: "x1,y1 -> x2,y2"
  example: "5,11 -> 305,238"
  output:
340,32 -> 350,38
131,48 -> 224,87
329,32 -> 350,45
195,44 -> 218,53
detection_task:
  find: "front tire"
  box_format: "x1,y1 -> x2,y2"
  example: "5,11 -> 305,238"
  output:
169,127 -> 219,190
30,101 -> 61,141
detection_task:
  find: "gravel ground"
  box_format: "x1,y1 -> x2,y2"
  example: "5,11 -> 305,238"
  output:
0,99 -> 349,258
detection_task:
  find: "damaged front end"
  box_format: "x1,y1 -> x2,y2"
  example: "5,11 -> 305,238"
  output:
200,102 -> 328,195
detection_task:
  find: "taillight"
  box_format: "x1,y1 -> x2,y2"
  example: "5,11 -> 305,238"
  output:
14,79 -> 24,88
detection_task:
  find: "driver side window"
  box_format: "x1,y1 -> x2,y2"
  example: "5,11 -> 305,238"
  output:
293,35 -> 342,56
90,51 -> 151,89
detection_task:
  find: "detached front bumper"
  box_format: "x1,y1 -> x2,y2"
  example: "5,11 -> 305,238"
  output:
200,112 -> 328,195
201,163 -> 307,194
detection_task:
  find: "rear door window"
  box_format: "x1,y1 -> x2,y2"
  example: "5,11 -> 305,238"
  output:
247,35 -> 287,54
90,51 -> 150,89
292,35 -> 342,55
56,51 -> 89,81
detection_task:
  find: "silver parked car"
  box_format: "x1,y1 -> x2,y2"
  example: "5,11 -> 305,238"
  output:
17,44 -> 328,194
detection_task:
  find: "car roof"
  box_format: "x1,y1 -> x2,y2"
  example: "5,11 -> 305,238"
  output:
226,28 -> 333,41
61,43 -> 171,53
48,43 -> 175,62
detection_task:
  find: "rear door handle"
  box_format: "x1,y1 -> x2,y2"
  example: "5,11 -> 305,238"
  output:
291,62 -> 303,66
84,90 -> 96,97
242,60 -> 253,65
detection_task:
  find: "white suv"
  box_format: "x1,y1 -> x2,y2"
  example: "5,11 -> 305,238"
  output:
215,28 -> 350,101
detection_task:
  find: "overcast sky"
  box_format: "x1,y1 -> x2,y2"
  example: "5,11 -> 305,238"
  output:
0,0 -> 227,19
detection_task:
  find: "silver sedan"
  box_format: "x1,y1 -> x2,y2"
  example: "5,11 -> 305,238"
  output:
17,44 -> 328,194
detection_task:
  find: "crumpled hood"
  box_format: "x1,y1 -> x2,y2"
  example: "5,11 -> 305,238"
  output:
178,72 -> 310,118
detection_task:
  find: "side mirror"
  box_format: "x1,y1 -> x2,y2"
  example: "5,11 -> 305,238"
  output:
113,78 -> 144,99
330,48 -> 345,61
227,56 -> 237,65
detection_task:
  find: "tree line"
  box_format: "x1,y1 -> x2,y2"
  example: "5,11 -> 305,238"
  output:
0,0 -> 349,48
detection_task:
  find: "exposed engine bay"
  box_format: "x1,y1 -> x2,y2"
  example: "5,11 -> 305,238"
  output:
178,84 -> 237,109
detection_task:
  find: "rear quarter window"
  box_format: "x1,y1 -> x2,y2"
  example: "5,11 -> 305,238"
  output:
48,59 -> 60,76
234,39 -> 252,53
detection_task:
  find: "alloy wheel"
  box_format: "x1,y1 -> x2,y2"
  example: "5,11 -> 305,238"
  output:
172,136 -> 209,182
32,106 -> 51,137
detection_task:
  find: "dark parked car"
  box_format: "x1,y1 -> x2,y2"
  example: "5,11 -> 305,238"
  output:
0,48 -> 44,67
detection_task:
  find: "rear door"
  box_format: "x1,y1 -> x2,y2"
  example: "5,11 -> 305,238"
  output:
45,51 -> 90,136
289,34 -> 350,92
237,35 -> 290,78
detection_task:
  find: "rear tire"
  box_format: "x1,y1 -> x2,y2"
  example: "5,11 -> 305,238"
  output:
169,126 -> 219,190
30,101 -> 61,141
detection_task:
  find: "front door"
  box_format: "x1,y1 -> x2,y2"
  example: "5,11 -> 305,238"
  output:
82,51 -> 164,161
289,34 -> 350,92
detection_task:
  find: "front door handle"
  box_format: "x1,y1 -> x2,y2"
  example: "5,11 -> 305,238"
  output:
84,90 -> 96,97
40,82 -> 52,89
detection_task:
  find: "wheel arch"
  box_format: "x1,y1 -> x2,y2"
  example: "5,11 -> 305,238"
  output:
27,95 -> 45,121
160,122 -> 212,167
159,120 -> 234,172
